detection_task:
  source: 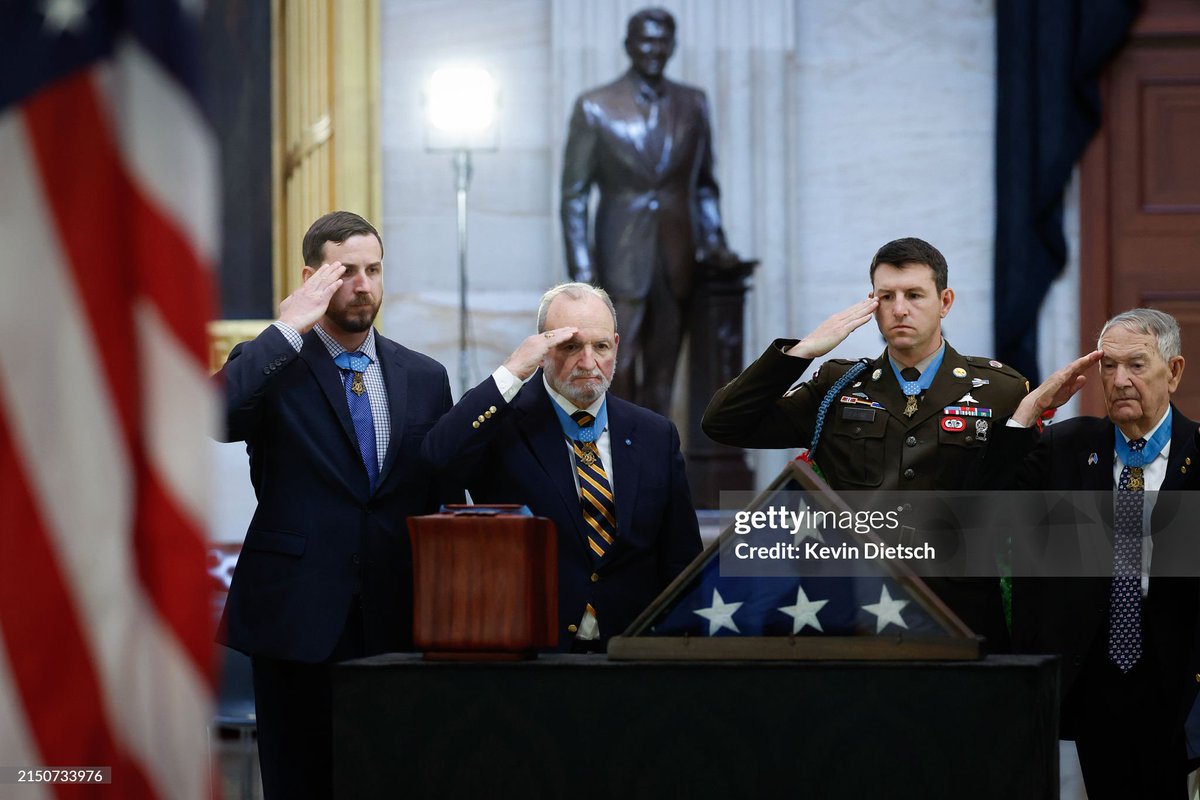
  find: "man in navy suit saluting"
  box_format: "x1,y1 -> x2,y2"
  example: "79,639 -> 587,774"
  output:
422,283 -> 702,651
216,211 -> 455,799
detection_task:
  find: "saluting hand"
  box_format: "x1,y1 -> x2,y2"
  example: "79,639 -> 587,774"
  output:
503,327 -> 579,380
785,296 -> 880,359
1011,349 -> 1104,427
278,262 -> 346,334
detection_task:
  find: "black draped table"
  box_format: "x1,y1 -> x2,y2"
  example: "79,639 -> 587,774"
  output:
333,653 -> 1059,800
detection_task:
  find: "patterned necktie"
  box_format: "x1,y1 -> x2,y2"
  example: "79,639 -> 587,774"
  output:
571,410 -> 617,561
899,367 -> 921,417
334,351 -> 378,491
1109,437 -> 1146,672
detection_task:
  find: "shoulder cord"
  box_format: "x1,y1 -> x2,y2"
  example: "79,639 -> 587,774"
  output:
807,360 -> 869,462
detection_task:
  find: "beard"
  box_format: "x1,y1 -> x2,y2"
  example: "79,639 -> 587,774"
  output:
551,363 -> 614,408
326,297 -> 380,333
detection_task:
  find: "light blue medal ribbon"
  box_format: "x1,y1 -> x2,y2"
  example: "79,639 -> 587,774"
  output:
552,397 -> 608,443
333,351 -> 371,373
888,344 -> 945,397
1114,407 -> 1171,468
888,343 -> 945,416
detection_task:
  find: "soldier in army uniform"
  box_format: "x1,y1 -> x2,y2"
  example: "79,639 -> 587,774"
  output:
702,237 -> 1028,650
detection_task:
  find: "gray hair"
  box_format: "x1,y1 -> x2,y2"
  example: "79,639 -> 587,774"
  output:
1097,308 -> 1182,362
536,282 -> 618,333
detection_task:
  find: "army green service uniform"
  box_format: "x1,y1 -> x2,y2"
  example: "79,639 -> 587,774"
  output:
702,339 -> 1028,649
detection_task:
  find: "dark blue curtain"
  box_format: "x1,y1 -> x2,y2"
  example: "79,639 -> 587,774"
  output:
993,0 -> 1140,383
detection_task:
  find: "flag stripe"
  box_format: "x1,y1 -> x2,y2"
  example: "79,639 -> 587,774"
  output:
0,405 -> 157,799
0,636 -> 50,800
101,42 -> 218,264
24,70 -> 212,366
137,301 -> 215,528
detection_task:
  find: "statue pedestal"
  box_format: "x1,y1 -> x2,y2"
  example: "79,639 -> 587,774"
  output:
685,259 -> 757,509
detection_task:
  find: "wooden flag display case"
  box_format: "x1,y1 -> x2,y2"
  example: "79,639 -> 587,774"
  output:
608,459 -> 981,661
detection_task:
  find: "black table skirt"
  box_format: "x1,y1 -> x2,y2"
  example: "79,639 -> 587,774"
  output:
333,653 -> 1059,800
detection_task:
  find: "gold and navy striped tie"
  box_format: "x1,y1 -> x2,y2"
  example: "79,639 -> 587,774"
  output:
571,410 -> 617,560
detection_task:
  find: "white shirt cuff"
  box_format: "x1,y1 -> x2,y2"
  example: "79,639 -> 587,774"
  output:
491,365 -> 527,403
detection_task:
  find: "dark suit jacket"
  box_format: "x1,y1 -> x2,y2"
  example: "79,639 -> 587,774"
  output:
984,407 -> 1200,740
561,69 -> 727,301
217,325 -> 455,663
420,372 -> 702,648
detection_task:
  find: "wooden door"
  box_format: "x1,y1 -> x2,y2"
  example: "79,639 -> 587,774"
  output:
1080,0 -> 1200,417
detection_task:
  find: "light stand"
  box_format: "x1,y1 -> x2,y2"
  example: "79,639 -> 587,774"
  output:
424,67 -> 498,397
453,149 -> 472,397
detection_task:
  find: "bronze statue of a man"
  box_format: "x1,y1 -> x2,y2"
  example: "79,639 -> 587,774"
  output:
561,6 -> 739,417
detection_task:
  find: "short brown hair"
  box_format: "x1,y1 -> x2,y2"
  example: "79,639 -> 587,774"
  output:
869,237 -> 948,293
302,211 -> 383,267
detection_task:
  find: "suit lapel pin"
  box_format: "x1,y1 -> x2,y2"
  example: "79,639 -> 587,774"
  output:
625,438 -> 632,446
952,367 -> 967,378
1087,452 -> 1099,466
871,368 -> 882,381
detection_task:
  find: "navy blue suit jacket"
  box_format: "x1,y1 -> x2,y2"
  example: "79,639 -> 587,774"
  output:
421,372 -> 702,648
217,325 -> 455,663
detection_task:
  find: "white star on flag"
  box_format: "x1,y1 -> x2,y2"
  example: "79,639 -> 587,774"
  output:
862,585 -> 910,633
694,588 -> 743,635
777,585 -> 828,633
792,523 -> 826,546
41,0 -> 90,34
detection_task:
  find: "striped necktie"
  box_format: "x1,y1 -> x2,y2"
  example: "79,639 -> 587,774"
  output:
571,410 -> 617,561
